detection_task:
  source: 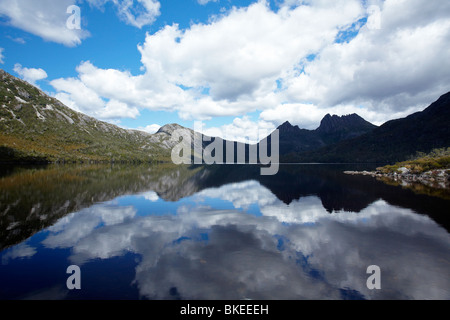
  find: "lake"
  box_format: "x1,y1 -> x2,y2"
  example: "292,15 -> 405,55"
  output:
0,164 -> 449,300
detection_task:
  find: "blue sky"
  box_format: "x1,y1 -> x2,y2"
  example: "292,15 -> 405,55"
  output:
1,0 -> 449,142
0,0 -> 269,132
1,1 -> 260,77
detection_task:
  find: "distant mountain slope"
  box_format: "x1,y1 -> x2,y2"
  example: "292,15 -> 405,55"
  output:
2,68 -> 448,166
276,121 -> 325,155
273,114 -> 377,156
0,69 -> 169,163
289,92 -> 450,164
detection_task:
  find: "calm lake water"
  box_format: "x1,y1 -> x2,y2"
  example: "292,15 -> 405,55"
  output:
0,164 -> 449,300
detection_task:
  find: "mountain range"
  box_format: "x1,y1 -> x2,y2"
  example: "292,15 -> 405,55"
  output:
1,69 -> 449,164
275,113 -> 377,156
285,92 -> 450,163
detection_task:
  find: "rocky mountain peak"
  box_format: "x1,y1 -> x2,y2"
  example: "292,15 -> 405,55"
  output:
156,123 -> 187,135
278,121 -> 300,134
316,113 -> 375,134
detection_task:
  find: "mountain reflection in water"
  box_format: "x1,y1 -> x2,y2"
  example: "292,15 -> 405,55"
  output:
0,164 -> 449,300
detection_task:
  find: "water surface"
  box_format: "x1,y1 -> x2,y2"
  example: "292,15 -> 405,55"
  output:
0,164 -> 449,300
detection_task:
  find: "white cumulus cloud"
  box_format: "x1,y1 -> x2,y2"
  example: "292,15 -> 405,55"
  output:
200,116 -> 276,144
282,0 -> 450,121
48,0 -> 450,133
51,70 -> 140,120
0,0 -> 162,46
0,0 -> 90,47
87,0 -> 161,28
13,63 -> 48,85
137,124 -> 162,134
138,0 -> 363,102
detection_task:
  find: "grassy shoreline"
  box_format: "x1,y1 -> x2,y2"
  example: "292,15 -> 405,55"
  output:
344,148 -> 450,197
376,147 -> 450,174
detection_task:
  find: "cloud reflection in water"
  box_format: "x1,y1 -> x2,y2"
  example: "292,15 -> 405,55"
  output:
24,180 -> 449,300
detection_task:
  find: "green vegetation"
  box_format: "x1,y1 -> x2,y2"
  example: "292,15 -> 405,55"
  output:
377,147 -> 450,174
0,69 -> 172,164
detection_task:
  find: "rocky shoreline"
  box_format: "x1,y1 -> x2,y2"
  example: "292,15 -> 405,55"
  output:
344,167 -> 450,190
